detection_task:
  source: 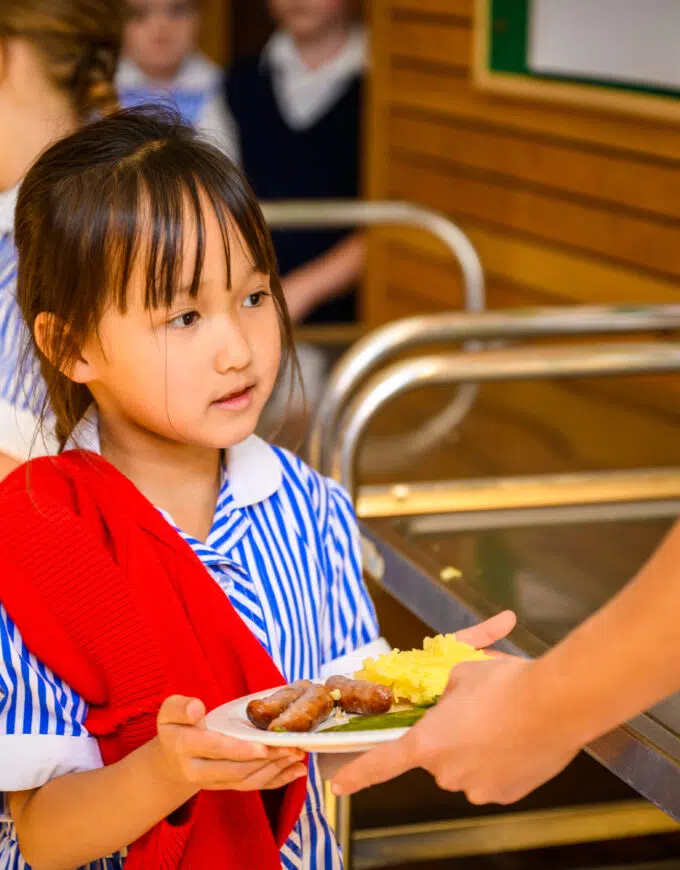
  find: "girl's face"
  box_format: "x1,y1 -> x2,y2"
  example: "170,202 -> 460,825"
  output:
268,0 -> 350,41
72,199 -> 282,451
123,0 -> 199,82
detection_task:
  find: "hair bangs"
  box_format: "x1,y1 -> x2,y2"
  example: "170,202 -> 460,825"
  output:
104,142 -> 280,317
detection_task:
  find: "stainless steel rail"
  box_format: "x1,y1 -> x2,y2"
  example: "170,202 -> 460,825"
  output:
359,518 -> 680,825
352,801 -> 678,868
332,341 -> 680,498
260,200 -> 485,319
310,304 -> 680,475
260,199 -> 486,471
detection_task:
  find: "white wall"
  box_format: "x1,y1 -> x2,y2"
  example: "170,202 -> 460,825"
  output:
529,0 -> 680,92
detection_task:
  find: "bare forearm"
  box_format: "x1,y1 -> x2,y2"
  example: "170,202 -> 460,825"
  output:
284,233 -> 365,322
531,519 -> 680,746
10,738 -> 194,870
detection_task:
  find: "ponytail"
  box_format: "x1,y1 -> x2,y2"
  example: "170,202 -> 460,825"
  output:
0,0 -> 124,120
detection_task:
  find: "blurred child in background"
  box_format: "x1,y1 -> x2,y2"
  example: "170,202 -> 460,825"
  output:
227,1 -> 365,423
118,0 -> 237,156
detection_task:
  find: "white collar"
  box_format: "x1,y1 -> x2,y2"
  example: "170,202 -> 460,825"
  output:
116,52 -> 221,91
261,26 -> 366,130
66,406 -> 283,509
0,186 -> 19,236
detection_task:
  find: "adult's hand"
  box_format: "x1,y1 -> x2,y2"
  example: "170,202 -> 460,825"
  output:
454,610 -> 516,653
332,655 -> 580,805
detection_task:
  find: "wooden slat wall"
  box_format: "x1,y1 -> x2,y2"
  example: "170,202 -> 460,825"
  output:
199,0 -> 230,66
361,0 -> 680,475
364,0 -> 680,323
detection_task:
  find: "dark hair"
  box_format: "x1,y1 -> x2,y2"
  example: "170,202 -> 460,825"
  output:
15,107 -> 297,447
0,0 -> 123,119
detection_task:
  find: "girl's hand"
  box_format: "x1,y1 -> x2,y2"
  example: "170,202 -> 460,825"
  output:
153,695 -> 307,795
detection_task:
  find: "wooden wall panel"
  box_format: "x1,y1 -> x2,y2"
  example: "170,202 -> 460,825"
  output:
365,0 -> 680,322
362,0 -> 680,474
199,0 -> 230,65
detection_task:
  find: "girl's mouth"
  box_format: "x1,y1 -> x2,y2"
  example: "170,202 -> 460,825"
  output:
211,385 -> 254,411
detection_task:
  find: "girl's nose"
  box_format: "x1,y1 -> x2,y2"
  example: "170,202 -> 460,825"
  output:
213,318 -> 253,373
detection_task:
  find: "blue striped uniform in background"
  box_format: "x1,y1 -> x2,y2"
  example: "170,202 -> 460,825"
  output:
0,233 -> 45,418
0,424 -> 379,870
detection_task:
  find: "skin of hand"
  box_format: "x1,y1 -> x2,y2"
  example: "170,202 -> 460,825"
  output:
152,694 -> 308,792
331,609 -> 585,803
333,517 -> 680,803
331,655 -> 579,805
8,694 -> 306,870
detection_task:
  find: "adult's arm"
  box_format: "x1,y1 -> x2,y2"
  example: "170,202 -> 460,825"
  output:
333,519 -> 680,803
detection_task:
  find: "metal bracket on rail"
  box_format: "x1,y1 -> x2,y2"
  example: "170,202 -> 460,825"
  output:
310,303 -> 680,478
332,339 -> 680,499
328,337 -> 680,866
260,199 -> 486,471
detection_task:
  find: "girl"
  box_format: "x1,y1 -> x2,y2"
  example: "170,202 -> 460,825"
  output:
0,0 -> 123,478
117,0 -> 237,157
0,107 -> 384,870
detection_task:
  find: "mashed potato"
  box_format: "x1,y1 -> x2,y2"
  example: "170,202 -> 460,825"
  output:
355,633 -> 489,705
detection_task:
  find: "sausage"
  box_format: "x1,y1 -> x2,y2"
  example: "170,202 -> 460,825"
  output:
247,680 -> 313,730
268,685 -> 335,732
325,675 -> 393,715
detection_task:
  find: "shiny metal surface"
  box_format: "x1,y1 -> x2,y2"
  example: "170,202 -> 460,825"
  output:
309,304 -> 680,475
352,802 -> 678,868
356,467 -> 680,518
360,508 -> 680,821
262,199 -> 486,474
334,341 -> 680,497
261,200 -> 485,319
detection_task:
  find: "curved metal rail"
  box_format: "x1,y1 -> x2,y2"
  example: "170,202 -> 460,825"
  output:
261,199 -> 486,469
311,304 -> 680,475
332,341 -> 680,497
260,200 -> 485,317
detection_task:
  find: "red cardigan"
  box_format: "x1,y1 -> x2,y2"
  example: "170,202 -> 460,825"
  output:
0,451 -> 307,869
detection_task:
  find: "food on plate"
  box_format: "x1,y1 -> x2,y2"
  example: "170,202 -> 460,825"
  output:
246,680 -> 313,729
325,675 -> 393,715
324,706 -> 432,733
356,633 -> 489,705
244,633 -> 489,734
246,676 -> 394,733
268,684 -> 335,733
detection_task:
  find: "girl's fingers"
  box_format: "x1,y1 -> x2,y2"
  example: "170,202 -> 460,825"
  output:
237,758 -> 308,792
260,763 -> 308,791
181,728 -> 276,762
158,695 -> 206,727
185,751 -> 306,788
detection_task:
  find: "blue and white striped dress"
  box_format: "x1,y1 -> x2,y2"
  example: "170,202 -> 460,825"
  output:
0,188 -> 54,461
0,412 -> 382,869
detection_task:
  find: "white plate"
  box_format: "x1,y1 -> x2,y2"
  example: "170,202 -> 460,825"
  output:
205,686 -> 410,754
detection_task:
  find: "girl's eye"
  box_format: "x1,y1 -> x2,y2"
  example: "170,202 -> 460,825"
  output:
243,291 -> 269,309
169,310 -> 200,328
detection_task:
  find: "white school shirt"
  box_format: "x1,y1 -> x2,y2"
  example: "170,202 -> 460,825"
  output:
117,53 -> 238,159
260,26 -> 367,132
0,408 -> 388,869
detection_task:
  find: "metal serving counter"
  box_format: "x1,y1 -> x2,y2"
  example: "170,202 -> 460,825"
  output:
360,501 -> 680,823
